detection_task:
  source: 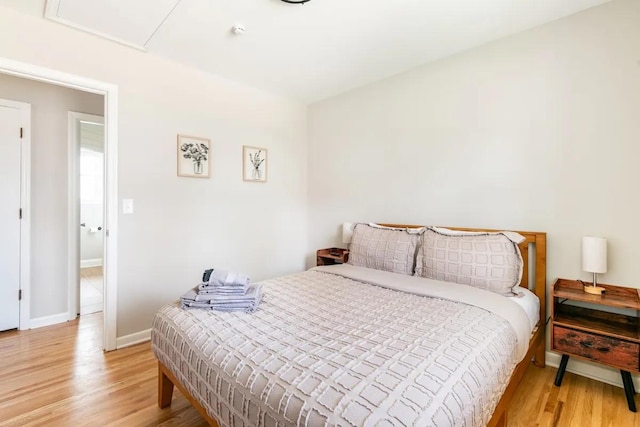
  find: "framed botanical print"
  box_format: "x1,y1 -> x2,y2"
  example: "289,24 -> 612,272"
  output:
177,135 -> 210,178
243,145 -> 267,183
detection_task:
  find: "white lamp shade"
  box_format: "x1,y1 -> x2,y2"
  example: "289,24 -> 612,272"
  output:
582,236 -> 607,274
342,222 -> 355,244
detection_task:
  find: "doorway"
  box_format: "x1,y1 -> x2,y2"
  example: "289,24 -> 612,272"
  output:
0,57 -> 119,350
71,114 -> 105,316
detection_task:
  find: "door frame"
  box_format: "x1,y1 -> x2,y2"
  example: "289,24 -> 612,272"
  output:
0,98 -> 31,332
0,57 -> 119,351
68,112 -> 105,320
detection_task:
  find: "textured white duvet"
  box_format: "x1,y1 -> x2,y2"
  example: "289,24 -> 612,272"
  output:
152,266 -> 530,427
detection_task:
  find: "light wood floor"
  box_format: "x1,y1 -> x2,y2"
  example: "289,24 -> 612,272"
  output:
1,315 -> 638,427
0,314 -> 207,427
80,266 -> 103,315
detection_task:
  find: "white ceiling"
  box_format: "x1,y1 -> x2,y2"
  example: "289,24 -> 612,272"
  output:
1,0 -> 611,103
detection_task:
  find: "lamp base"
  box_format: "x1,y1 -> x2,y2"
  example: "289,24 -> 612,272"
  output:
583,285 -> 605,295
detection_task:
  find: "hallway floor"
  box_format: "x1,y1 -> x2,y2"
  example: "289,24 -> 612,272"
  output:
80,266 -> 103,315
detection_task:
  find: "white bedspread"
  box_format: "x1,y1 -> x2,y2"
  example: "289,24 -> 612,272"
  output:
152,267 -> 530,427
313,264 -> 531,360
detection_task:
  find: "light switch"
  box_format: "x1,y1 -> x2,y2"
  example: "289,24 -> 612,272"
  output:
122,199 -> 134,214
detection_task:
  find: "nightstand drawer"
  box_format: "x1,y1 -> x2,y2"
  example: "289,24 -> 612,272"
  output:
553,326 -> 639,372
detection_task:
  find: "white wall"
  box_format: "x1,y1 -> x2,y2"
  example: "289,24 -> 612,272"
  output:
308,0 -> 640,290
0,73 -> 103,319
0,7 -> 307,337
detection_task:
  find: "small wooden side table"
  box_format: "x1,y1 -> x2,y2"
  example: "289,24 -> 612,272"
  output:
316,248 -> 349,266
551,278 -> 640,412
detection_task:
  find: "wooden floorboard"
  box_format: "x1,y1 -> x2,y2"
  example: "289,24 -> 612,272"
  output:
1,314 -> 638,426
0,314 -> 207,427
507,364 -> 640,426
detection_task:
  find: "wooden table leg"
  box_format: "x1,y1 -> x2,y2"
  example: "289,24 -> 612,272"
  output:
554,354 -> 569,387
621,370 -> 637,412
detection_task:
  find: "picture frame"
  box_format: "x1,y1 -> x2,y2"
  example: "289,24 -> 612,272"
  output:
177,134 -> 210,178
243,145 -> 268,183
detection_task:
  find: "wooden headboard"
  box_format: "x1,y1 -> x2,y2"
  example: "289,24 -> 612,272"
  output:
379,224 -> 547,325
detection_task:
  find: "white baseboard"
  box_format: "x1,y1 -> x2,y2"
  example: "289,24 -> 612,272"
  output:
28,312 -> 69,329
81,258 -> 103,268
546,350 -> 640,389
116,328 -> 151,349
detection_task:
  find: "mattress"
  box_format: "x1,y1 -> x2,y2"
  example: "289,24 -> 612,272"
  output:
152,265 -> 531,427
512,288 -> 540,333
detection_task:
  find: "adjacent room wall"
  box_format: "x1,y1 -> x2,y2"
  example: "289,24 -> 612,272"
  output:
0,73 -> 103,320
0,6 -> 308,337
308,0 -> 640,289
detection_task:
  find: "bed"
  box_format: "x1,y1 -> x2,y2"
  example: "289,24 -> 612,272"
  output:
152,225 -> 546,426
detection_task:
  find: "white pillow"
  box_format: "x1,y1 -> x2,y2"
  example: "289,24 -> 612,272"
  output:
347,223 -> 421,275
368,223 -> 425,234
415,227 -> 524,295
431,226 -> 525,244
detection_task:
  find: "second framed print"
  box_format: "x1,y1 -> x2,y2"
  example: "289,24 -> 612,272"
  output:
243,145 -> 267,183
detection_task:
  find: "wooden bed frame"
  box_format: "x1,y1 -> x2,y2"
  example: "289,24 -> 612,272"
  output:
157,225 -> 547,427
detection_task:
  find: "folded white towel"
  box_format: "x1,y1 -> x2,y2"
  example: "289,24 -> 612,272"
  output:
180,284 -> 263,313
203,269 -> 250,288
198,283 -> 248,294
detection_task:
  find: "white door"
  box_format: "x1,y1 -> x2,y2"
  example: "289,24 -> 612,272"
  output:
0,99 -> 29,331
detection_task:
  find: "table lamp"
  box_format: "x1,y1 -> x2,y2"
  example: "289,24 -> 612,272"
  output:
582,236 -> 607,295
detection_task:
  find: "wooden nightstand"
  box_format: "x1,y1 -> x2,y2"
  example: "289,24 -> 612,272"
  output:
316,248 -> 349,266
551,278 -> 640,412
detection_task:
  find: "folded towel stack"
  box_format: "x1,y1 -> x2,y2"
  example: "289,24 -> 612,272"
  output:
180,268 -> 262,313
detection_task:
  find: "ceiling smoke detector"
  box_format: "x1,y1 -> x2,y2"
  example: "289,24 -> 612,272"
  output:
280,0 -> 311,4
231,25 -> 245,35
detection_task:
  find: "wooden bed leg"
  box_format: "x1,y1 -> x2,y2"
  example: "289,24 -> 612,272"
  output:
534,339 -> 546,368
158,363 -> 174,408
